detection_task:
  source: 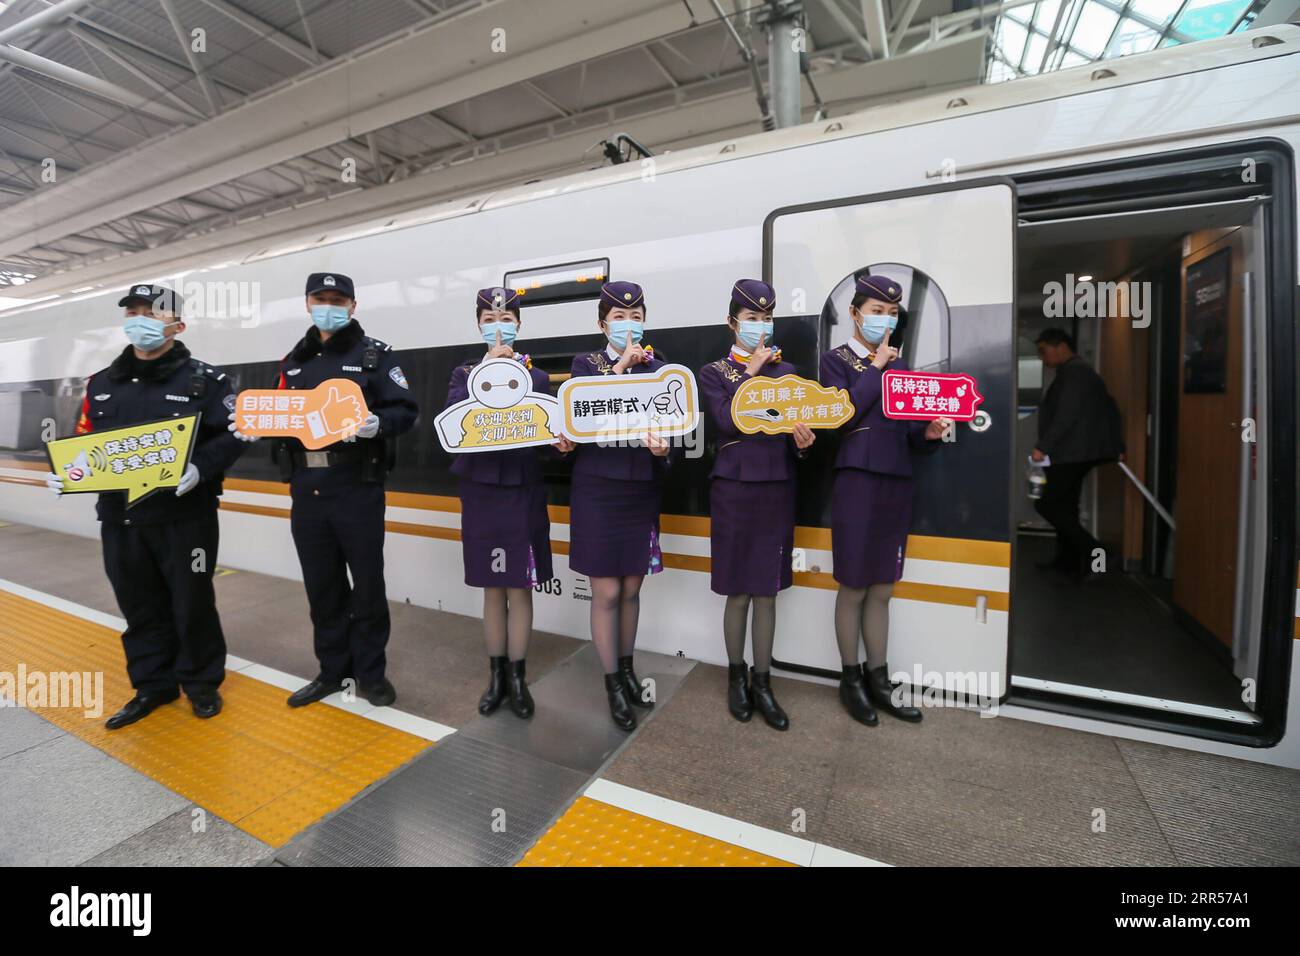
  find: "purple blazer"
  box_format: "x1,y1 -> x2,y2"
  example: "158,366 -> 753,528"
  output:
818,345 -> 938,477
699,355 -> 804,482
569,347 -> 674,482
444,359 -> 553,485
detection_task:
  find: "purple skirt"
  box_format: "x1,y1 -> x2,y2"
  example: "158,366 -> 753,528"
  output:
709,478 -> 795,596
830,469 -> 913,588
568,473 -> 663,578
459,478 -> 553,588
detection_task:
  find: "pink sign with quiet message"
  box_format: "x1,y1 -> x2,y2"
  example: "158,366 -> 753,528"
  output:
881,370 -> 984,421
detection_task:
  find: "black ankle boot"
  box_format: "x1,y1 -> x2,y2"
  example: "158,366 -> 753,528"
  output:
867,665 -> 923,722
507,659 -> 534,718
478,656 -> 508,715
618,654 -> 653,708
749,668 -> 789,731
604,673 -> 636,731
727,663 -> 752,722
839,664 -> 878,726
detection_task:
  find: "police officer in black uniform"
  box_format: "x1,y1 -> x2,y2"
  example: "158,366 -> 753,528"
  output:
45,283 -> 247,729
231,272 -> 418,708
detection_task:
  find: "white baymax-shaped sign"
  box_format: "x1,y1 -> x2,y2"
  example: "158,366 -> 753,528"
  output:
435,358 -> 561,453
558,363 -> 700,443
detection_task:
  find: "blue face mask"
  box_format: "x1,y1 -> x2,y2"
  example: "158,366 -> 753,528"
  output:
737,319 -> 774,351
480,320 -> 519,347
858,312 -> 893,344
123,315 -> 171,351
310,303 -> 352,332
607,318 -> 644,350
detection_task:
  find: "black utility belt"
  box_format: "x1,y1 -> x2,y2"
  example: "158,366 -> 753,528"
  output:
290,446 -> 365,469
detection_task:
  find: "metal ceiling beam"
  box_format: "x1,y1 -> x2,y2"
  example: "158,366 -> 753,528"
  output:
0,0 -> 690,262
0,0 -> 102,45
0,42 -> 201,125
889,0 -> 922,56
195,0 -> 322,66
816,0 -> 874,59
159,0 -> 220,115
11,32 -> 988,290
859,0 -> 889,59
67,24 -> 205,117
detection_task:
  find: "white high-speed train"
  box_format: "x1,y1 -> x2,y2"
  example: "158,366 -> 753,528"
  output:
1,26 -> 1297,767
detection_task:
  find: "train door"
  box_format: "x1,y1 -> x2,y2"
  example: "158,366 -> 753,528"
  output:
1010,140 -> 1295,746
764,179 -> 1017,702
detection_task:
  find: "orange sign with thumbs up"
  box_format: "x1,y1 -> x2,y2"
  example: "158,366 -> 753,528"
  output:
233,379 -> 370,449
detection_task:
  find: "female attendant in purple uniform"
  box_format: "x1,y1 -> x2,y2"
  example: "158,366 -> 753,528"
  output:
698,279 -> 814,730
568,280 -> 672,731
819,275 -> 951,726
444,287 -> 574,719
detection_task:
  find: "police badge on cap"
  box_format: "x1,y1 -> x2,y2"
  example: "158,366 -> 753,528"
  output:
117,283 -> 181,315
305,272 -> 356,299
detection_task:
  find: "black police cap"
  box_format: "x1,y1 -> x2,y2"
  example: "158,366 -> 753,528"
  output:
118,283 -> 181,315
305,272 -> 355,299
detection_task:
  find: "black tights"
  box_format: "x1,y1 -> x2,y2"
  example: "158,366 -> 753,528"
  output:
722,594 -> 776,671
483,587 -> 533,661
834,583 -> 893,669
590,575 -> 644,673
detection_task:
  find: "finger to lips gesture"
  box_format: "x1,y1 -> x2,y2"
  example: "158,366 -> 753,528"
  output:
871,331 -> 898,370
487,328 -> 513,360
746,333 -> 774,377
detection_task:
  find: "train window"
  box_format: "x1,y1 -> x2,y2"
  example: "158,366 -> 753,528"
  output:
503,257 -> 609,307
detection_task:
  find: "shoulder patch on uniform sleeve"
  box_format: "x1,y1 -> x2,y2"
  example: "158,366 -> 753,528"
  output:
388,365 -> 409,389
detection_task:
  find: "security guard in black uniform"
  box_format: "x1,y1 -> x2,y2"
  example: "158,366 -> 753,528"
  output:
231,272 -> 418,708
45,284 -> 247,729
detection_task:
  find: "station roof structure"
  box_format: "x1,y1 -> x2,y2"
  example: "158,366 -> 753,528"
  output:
0,0 -> 1282,307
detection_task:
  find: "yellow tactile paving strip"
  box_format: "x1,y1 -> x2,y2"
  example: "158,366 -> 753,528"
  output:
0,589 -> 430,847
517,796 -> 795,867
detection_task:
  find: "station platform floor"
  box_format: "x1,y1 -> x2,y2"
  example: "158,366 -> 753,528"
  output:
2,519 -> 1298,867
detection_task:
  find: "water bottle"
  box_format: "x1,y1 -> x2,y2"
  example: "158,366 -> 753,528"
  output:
1027,458 -> 1047,500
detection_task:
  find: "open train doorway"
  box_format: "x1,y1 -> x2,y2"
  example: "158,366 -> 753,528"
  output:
1008,144 -> 1294,743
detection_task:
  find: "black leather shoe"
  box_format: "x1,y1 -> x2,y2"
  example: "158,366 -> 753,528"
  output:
478,656 -> 509,715
839,664 -> 878,726
866,665 -> 922,722
361,678 -> 397,708
749,668 -> 789,731
618,654 -> 653,708
287,678 -> 343,708
727,663 -> 752,722
507,659 -> 535,719
191,692 -> 222,719
105,689 -> 179,730
604,672 -> 636,731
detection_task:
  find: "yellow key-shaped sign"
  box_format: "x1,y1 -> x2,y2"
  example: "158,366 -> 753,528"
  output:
730,373 -> 855,434
46,415 -> 200,506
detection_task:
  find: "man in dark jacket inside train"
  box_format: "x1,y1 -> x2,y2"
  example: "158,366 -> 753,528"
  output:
1030,327 -> 1125,580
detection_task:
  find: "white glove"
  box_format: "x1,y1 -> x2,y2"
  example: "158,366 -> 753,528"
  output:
228,410 -> 260,443
45,471 -> 64,496
356,413 -> 380,439
174,463 -> 201,497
